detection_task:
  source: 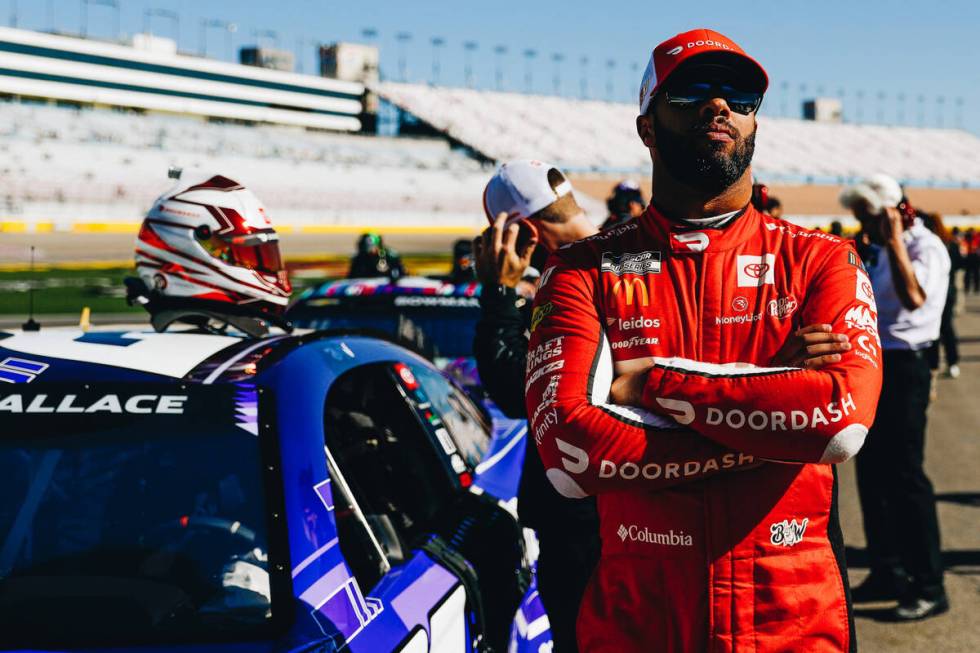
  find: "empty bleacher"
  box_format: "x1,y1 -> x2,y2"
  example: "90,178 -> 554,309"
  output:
0,101 -> 493,226
376,82 -> 980,188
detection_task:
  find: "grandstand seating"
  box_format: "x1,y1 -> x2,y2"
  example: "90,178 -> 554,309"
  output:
0,101 -> 494,225
375,82 -> 980,188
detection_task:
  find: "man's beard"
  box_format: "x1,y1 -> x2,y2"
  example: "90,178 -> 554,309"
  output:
653,113 -> 756,194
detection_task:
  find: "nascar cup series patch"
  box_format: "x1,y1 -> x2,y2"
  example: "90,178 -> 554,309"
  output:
601,251 -> 662,276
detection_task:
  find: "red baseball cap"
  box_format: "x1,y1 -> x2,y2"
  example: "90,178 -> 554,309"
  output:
638,28 -> 768,115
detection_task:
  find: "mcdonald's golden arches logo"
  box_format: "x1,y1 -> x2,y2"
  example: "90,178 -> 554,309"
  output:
613,278 -> 649,306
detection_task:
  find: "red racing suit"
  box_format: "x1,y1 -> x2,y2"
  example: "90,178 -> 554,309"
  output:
524,204 -> 882,652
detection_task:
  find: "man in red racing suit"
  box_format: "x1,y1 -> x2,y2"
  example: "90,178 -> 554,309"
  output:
525,29 -> 882,653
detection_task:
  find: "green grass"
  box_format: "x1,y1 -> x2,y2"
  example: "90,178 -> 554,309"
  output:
0,267 -> 332,315
0,267 -> 140,315
0,254 -> 454,316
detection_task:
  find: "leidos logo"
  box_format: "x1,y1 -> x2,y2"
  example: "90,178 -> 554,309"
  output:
613,278 -> 649,306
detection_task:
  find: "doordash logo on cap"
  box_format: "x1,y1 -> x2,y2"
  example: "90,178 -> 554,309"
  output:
637,28 -> 769,115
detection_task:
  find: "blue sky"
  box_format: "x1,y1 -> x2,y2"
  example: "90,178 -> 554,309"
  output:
11,1 -> 980,130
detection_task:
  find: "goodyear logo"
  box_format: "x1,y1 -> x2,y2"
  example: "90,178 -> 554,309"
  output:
530,302 -> 555,332
613,278 -> 649,307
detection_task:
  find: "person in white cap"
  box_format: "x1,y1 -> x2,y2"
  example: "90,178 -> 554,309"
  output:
840,173 -> 951,620
473,160 -> 598,653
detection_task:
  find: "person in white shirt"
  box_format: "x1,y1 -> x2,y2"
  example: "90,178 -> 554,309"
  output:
840,173 -> 951,621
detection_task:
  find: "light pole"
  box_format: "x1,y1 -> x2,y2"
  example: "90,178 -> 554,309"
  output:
9,0 -> 17,28
430,36 -> 445,84
80,0 -> 119,40
295,36 -> 306,73
523,49 -> 537,93
396,32 -> 411,82
253,28 -> 279,49
876,91 -> 886,124
780,81 -> 789,118
897,92 -> 906,125
936,96 -> 945,128
605,59 -> 616,102
580,56 -> 589,100
463,41 -> 478,88
493,45 -> 507,91
629,61 -> 640,104
200,18 -> 237,60
551,52 -> 564,96
143,8 -> 179,43
955,97 -> 964,129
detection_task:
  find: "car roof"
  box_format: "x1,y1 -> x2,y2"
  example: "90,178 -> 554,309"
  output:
296,276 -> 481,303
0,324 -> 425,383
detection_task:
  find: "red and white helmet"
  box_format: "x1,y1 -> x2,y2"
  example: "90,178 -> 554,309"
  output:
135,170 -> 291,313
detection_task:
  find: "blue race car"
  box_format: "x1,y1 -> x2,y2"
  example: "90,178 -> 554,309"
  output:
287,277 -> 483,368
0,324 -> 549,653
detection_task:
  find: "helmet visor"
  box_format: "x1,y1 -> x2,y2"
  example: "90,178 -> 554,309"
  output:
200,230 -> 284,274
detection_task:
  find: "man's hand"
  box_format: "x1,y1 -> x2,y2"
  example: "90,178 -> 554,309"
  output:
879,206 -> 904,244
771,323 -> 851,369
880,206 -> 928,310
474,213 -> 538,288
610,364 -> 652,407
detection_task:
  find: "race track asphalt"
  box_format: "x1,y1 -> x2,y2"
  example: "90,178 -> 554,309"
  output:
838,291 -> 980,652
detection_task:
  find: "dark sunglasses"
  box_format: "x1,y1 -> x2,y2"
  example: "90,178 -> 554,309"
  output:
664,82 -> 763,115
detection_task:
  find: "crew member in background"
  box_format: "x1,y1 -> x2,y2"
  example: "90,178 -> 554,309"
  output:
348,232 -> 405,280
526,28 -> 880,652
601,180 -> 646,230
750,181 -> 785,218
473,160 -> 599,653
766,196 -> 783,218
921,212 -> 962,379
840,174 -> 951,620
449,238 -> 478,284
963,227 -> 980,294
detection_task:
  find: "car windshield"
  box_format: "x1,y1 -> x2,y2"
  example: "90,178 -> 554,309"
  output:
289,298 -> 480,358
0,384 -> 274,648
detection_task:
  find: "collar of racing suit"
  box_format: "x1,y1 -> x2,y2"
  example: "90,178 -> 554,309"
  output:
640,203 -> 757,254
678,209 -> 741,229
